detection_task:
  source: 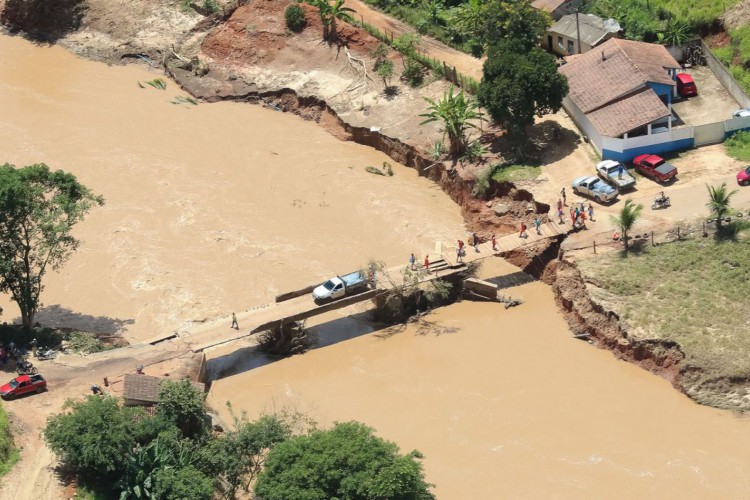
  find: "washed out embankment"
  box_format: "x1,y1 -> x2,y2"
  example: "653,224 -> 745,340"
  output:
169,62 -> 702,400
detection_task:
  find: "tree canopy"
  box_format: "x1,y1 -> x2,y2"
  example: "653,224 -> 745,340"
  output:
0,163 -> 103,330
156,379 -> 209,439
482,0 -> 550,51
478,39 -> 568,150
420,86 -> 483,158
254,421 -> 434,499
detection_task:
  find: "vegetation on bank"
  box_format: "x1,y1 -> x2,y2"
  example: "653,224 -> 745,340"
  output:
726,130 -> 750,161
44,379 -> 433,498
578,221 -> 750,406
0,403 -> 19,477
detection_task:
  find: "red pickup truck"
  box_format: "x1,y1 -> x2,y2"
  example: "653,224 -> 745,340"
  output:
0,374 -> 46,399
633,154 -> 678,183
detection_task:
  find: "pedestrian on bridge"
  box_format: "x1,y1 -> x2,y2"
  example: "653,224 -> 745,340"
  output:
472,232 -> 479,252
456,246 -> 463,263
491,234 -> 497,251
231,312 -> 239,330
519,222 -> 528,239
561,187 -> 567,206
409,253 -> 416,270
424,255 -> 430,273
535,216 -> 542,235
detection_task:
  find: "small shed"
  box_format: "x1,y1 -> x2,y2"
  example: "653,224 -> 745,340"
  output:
532,0 -> 583,21
543,13 -> 621,57
123,374 -> 205,407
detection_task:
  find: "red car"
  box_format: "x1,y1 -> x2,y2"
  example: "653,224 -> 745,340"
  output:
633,154 -> 678,183
0,374 -> 46,399
676,73 -> 697,97
737,166 -> 750,186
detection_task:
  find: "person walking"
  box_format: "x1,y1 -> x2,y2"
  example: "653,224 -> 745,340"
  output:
534,216 -> 542,235
472,232 -> 480,252
618,163 -> 625,179
557,206 -> 564,224
561,187 -> 567,206
458,239 -> 465,257
519,222 -> 527,238
231,312 -> 239,330
557,198 -> 563,212
456,246 -> 463,263
424,255 -> 430,273
491,234 -> 497,251
409,253 -> 416,270
30,338 -> 38,357
587,203 -> 594,221
579,201 -> 585,213
579,210 -> 587,229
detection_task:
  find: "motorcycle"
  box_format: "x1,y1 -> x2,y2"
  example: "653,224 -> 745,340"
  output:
16,360 -> 38,375
651,194 -> 671,210
36,348 -> 57,361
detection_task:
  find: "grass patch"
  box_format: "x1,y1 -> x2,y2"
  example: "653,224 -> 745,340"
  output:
726,130 -> 750,161
66,331 -> 118,355
490,163 -> 541,183
0,403 -> 19,477
578,229 -> 750,381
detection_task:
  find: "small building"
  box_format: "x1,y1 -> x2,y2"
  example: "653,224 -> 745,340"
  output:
543,13 -> 620,57
532,0 -> 583,22
123,374 -> 205,407
559,38 -> 686,161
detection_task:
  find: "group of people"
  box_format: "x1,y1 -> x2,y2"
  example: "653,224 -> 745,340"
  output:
0,340 -> 30,366
556,193 -> 595,230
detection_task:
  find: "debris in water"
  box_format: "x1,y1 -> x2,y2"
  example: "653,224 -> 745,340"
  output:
142,78 -> 167,90
365,166 -> 385,176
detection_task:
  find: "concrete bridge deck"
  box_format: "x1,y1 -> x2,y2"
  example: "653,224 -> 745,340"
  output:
176,222 -> 568,352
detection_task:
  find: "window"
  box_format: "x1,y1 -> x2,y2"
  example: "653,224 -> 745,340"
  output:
557,36 -> 563,48
567,40 -> 575,54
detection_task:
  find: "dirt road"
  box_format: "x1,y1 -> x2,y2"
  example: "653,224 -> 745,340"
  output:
347,0 -> 484,81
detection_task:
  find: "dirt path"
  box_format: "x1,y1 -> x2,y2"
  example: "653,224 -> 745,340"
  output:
347,0 -> 484,81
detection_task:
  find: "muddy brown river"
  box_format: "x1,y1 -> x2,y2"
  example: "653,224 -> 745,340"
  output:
2,34 -> 750,499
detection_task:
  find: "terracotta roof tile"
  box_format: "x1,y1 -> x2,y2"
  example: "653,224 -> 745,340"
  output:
123,374 -> 205,405
587,89 -> 670,137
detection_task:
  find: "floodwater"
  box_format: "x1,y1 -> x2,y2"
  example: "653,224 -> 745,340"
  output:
209,255 -> 750,499
0,34 -> 465,340
2,33 -> 750,499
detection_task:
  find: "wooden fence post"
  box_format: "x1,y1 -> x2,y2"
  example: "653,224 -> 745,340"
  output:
651,231 -> 654,246
677,226 -> 681,239
593,240 -> 596,254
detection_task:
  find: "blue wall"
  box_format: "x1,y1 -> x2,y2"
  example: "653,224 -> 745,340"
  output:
647,82 -> 673,107
602,137 -> 694,162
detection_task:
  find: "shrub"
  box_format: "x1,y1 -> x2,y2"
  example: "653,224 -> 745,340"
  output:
0,403 -> 19,477
202,0 -> 218,14
726,130 -> 750,161
712,46 -> 735,66
402,57 -> 424,87
285,4 -> 306,32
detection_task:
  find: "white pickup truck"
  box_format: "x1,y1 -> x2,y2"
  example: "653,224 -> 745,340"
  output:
312,271 -> 369,303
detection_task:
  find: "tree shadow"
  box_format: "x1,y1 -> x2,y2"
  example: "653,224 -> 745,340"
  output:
206,310 -> 383,384
484,120 -> 580,164
30,304 -> 134,335
713,219 -> 750,242
1,0 -> 86,44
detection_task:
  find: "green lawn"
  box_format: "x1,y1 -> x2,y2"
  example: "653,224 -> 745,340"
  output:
578,230 -> 750,407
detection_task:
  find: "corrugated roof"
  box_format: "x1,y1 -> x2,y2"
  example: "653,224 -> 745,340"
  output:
123,374 -> 205,405
587,89 -> 670,137
549,14 -> 618,47
532,0 -> 568,11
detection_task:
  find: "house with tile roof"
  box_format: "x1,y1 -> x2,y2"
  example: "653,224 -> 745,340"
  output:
558,38 -> 696,161
542,13 -> 620,57
532,0 -> 583,21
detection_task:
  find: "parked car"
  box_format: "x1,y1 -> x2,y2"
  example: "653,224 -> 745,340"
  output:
676,73 -> 697,98
571,176 -> 618,203
595,160 -> 636,191
737,166 -> 750,186
633,154 -> 678,183
313,271 -> 370,303
733,108 -> 750,119
0,374 -> 46,399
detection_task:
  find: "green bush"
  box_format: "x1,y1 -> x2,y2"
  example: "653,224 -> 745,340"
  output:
712,46 -> 735,66
726,130 -> 750,161
0,403 -> 19,477
202,0 -> 218,14
285,4 -> 306,32
402,57 -> 424,87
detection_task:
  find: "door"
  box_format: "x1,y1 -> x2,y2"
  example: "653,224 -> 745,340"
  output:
547,35 -> 552,53
332,283 -> 344,299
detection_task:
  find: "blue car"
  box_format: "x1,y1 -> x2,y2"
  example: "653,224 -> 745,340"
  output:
571,176 -> 618,203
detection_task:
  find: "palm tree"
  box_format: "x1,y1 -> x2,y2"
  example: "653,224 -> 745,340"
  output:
707,182 -> 737,230
306,0 -> 331,40
328,0 -> 355,42
420,86 -> 483,158
610,199 -> 643,251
